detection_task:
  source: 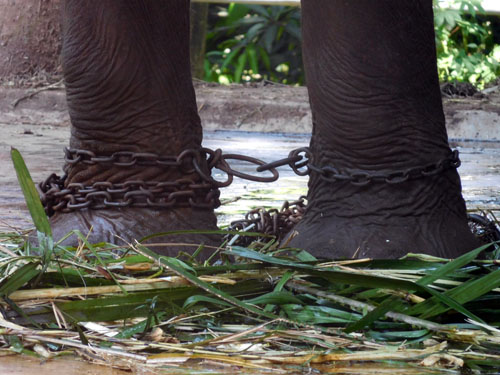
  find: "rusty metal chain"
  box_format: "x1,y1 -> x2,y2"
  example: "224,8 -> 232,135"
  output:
64,146 -> 460,187
257,148 -> 461,186
39,173 -> 221,216
40,146 -> 462,215
228,196 -> 307,244
227,199 -> 500,247
63,147 -> 280,186
467,214 -> 500,245
40,147 -> 282,215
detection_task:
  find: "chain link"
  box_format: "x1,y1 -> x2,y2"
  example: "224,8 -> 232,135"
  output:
40,146 -> 461,215
307,149 -> 461,186
229,196 -> 307,244
39,174 -> 221,216
226,199 -> 500,247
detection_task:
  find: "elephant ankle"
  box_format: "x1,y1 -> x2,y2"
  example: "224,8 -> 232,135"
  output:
45,207 -> 220,259
38,147 -> 222,259
288,213 -> 479,260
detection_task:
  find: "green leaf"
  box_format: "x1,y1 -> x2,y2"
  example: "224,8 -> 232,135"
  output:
344,296 -> 404,333
0,262 -> 40,297
245,23 -> 265,42
221,46 -> 243,71
296,250 -> 317,262
164,258 -> 196,275
228,247 -> 428,290
27,279 -> 271,324
114,313 -> 166,339
264,270 -> 294,312
369,329 -> 430,340
133,245 -> 277,320
234,52 -> 247,83
434,11 -> 446,28
282,304 -> 361,324
247,44 -> 259,74
6,335 -> 25,353
410,268 -> 500,319
71,230 -> 127,295
246,5 -> 269,17
284,22 -> 301,40
228,247 -> 484,323
139,229 -> 266,244
416,243 -> 492,286
227,4 -> 250,24
245,291 -> 303,306
183,295 -> 233,310
258,46 -> 271,71
10,148 -> 51,236
262,24 -> 278,53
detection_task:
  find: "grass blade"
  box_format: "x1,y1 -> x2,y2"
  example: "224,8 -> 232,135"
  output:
10,148 -> 51,236
0,262 -> 40,297
410,268 -> 500,319
416,243 -> 492,286
344,296 -> 404,333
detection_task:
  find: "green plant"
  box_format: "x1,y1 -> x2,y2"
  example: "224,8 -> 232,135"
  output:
434,0 -> 500,88
203,1 -> 499,88
203,3 -> 302,84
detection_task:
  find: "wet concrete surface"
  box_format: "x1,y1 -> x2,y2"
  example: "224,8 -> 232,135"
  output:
1,123 -> 499,232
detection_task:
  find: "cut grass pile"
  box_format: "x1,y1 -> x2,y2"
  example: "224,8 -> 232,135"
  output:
0,148 -> 499,374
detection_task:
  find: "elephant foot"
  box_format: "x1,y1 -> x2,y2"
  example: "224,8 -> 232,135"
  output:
288,212 -> 479,260
45,207 -> 220,259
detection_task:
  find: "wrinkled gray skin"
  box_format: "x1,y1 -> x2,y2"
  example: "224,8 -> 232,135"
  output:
52,0 -> 218,257
49,0 -> 478,259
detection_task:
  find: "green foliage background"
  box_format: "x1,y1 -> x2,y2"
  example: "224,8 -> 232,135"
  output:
204,4 -> 303,85
435,0 -> 500,88
202,1 -> 500,88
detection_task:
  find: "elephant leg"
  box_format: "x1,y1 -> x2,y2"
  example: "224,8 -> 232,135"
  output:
290,0 -> 479,258
47,0 -> 219,255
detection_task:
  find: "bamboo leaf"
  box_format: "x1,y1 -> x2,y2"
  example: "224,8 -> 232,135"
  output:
264,270 -> 294,313
10,148 -> 51,236
245,291 -> 303,306
16,280 -> 269,324
228,247 -> 428,290
344,296 -> 404,333
71,230 -> 127,295
229,247 -> 484,323
369,329 -> 430,340
114,313 -> 165,339
184,295 -> 233,310
0,262 -> 40,297
133,245 -> 277,320
416,243 -> 492,286
410,268 -> 500,319
346,244 -> 493,332
282,304 -> 361,324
